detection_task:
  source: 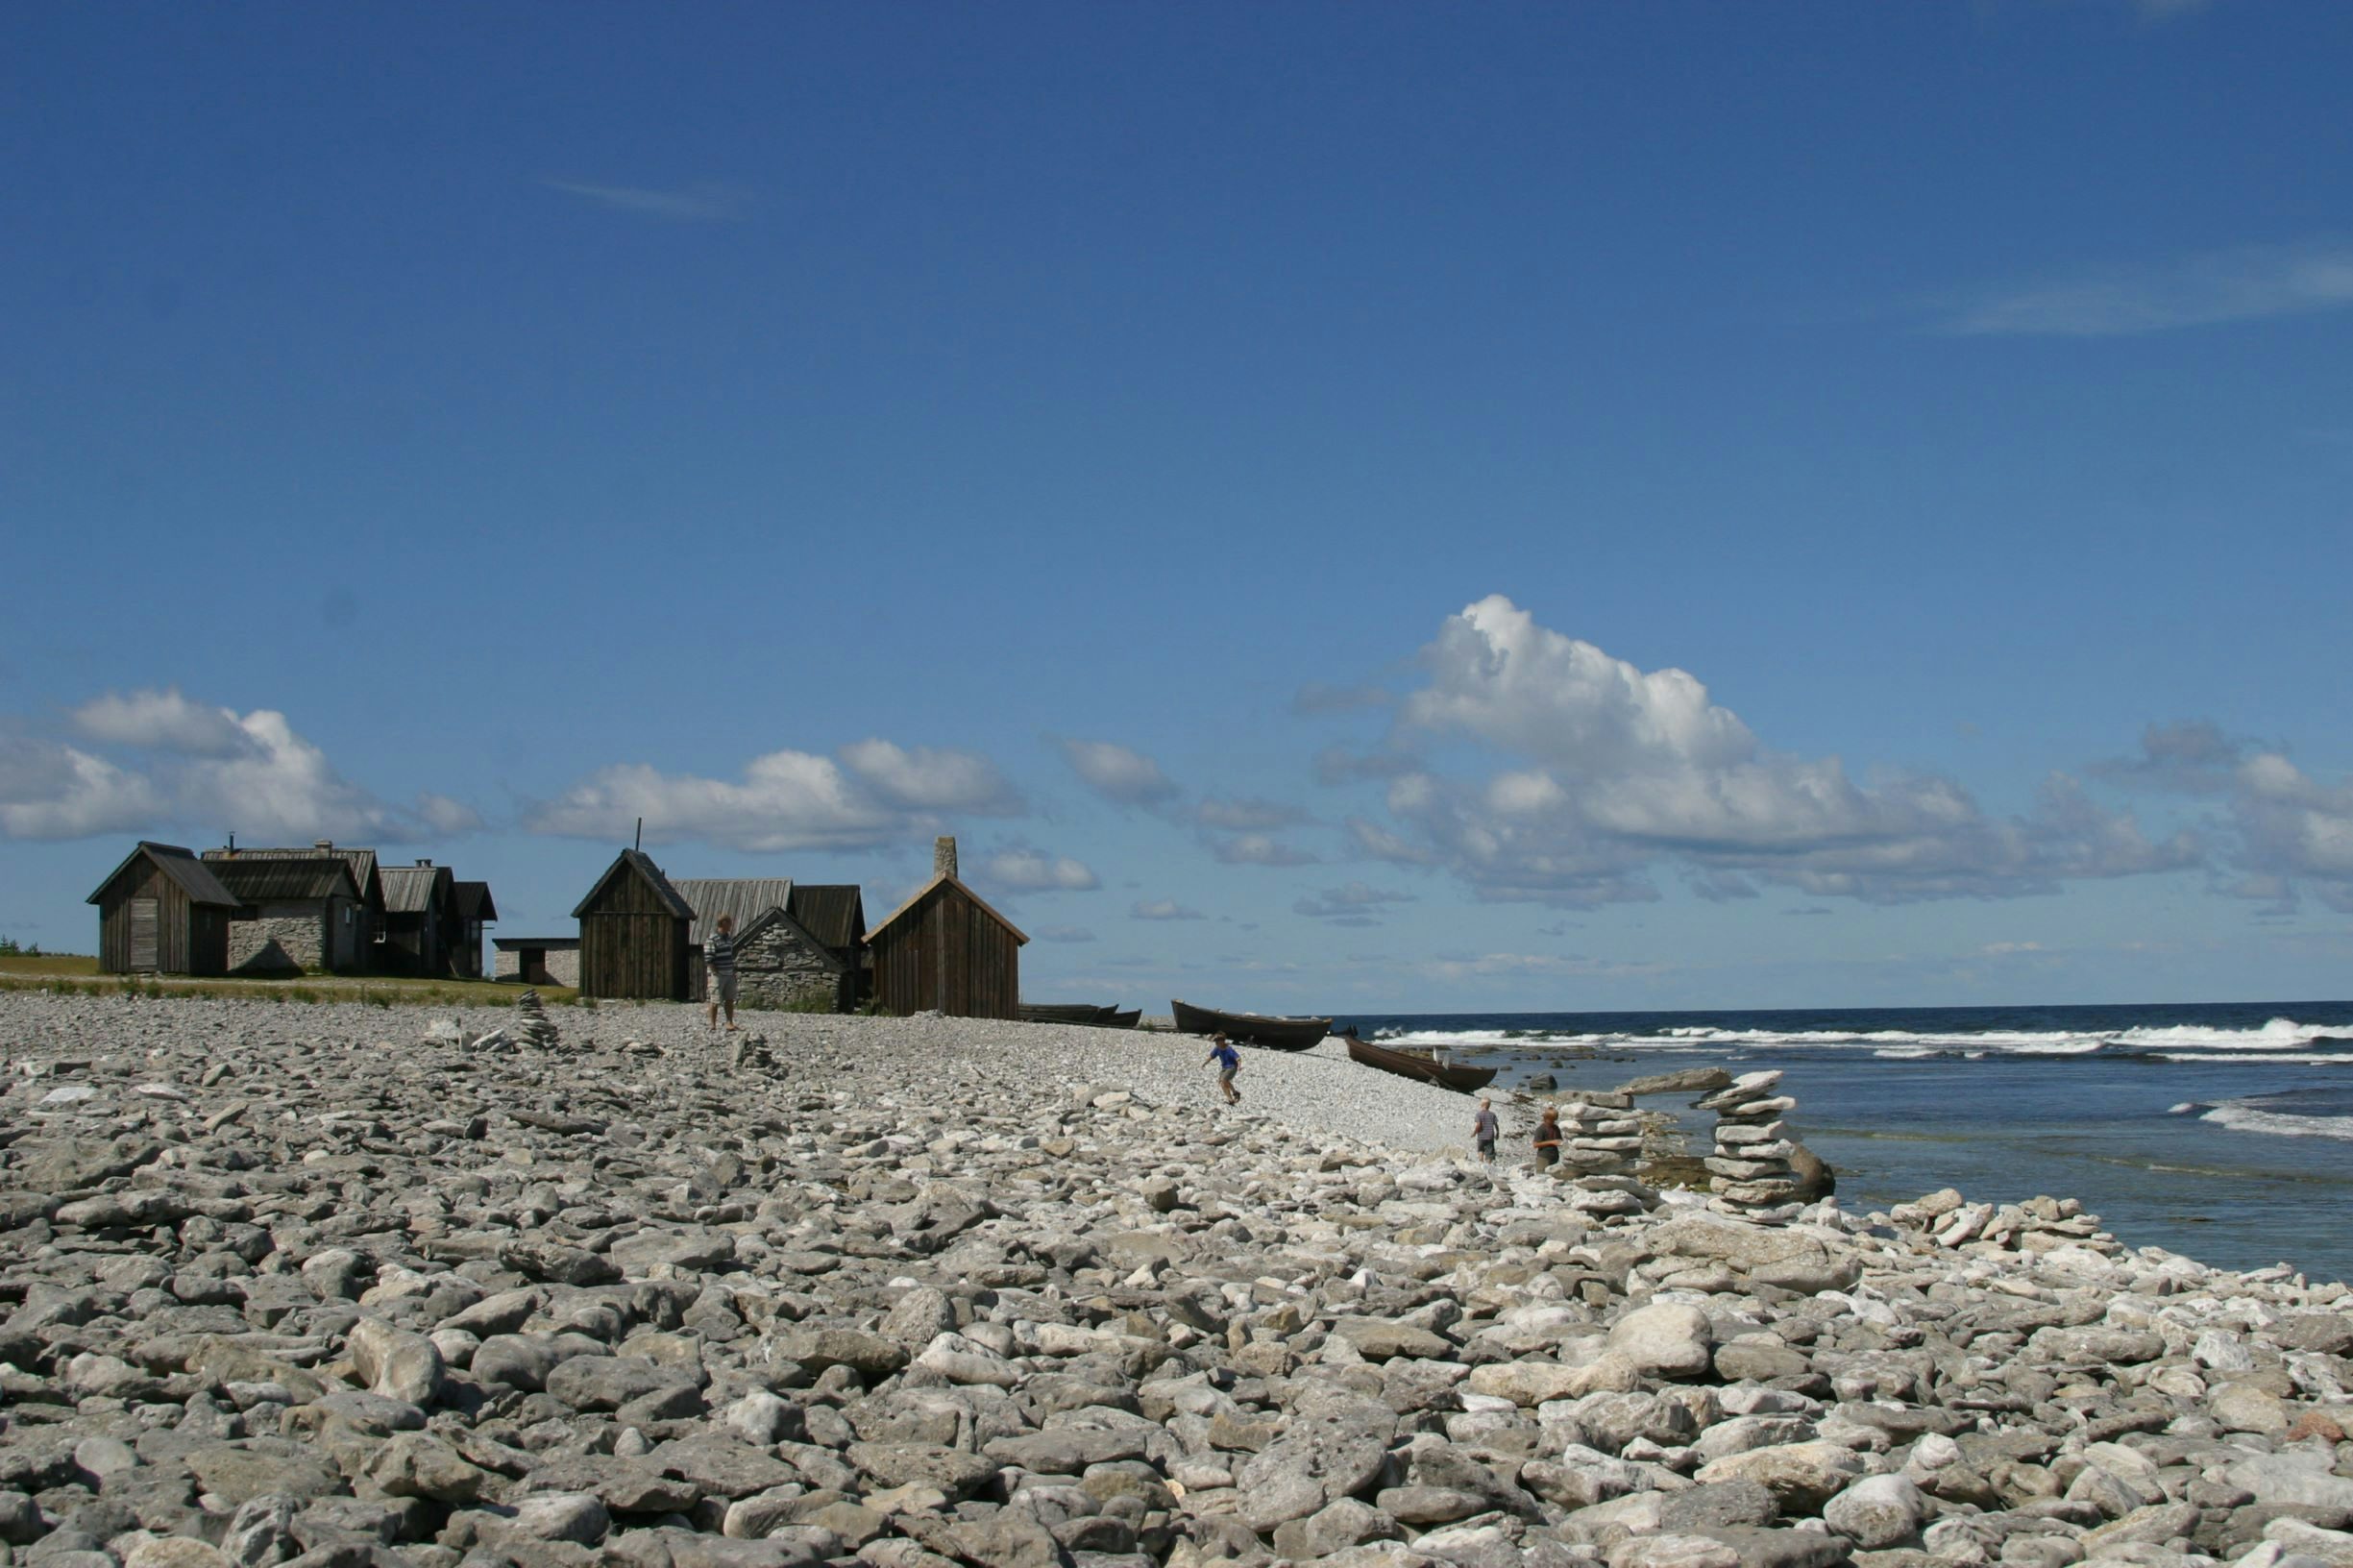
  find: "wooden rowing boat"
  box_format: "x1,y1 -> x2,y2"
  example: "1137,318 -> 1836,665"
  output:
1343,1033 -> 1499,1092
1170,999 -> 1332,1051
1019,1003 -> 1132,1028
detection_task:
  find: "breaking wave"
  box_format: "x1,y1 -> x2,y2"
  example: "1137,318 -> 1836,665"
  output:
1373,1015 -> 2348,1060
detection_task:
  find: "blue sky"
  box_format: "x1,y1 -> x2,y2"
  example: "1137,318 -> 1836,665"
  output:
6,3 -> 2350,1011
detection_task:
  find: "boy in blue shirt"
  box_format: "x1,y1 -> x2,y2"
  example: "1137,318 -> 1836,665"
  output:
1203,1034 -> 1241,1105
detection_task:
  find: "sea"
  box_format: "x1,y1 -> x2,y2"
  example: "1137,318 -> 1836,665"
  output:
1330,1000 -> 2353,1286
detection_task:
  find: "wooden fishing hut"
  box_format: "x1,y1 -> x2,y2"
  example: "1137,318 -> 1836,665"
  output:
866,837 -> 1025,1018
86,843 -> 238,975
572,848 -> 695,999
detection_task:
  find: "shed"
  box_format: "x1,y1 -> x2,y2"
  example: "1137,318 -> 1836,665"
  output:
208,856 -> 364,974
494,937 -> 579,989
205,843 -> 384,953
86,843 -> 238,975
378,861 -> 455,975
449,881 -> 498,979
571,849 -> 695,999
866,838 -> 1025,1018
673,877 -> 852,1012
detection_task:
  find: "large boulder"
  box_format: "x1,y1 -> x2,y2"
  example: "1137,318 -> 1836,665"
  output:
1607,1304 -> 1715,1380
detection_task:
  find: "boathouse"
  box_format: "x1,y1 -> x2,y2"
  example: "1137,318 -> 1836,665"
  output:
86,843 -> 238,976
866,838 -> 1025,1019
207,855 -> 364,973
571,848 -> 695,999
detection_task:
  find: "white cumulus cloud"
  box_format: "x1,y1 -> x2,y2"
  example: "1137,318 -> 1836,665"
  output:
530,736 -> 1020,854
1058,739 -> 1180,806
983,847 -> 1101,892
838,739 -> 1024,815
1,690 -> 478,845
1131,898 -> 1205,921
1208,833 -> 1319,867
1338,598 -> 2199,906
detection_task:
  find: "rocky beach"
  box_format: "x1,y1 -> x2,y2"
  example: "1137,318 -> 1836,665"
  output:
5,993 -> 2353,1568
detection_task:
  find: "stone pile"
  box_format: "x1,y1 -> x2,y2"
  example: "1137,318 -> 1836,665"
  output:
1550,1090 -> 1661,1220
2,991 -> 2352,1568
512,990 -> 561,1049
1699,1070 -> 1804,1220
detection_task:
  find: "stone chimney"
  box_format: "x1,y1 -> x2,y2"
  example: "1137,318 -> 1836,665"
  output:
314,840 -> 333,851
416,858 -> 433,868
934,837 -> 958,881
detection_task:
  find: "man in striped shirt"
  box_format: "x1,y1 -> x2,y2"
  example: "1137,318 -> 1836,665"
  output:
705,914 -> 740,1032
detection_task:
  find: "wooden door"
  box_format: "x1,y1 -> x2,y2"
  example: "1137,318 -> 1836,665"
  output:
129,899 -> 159,970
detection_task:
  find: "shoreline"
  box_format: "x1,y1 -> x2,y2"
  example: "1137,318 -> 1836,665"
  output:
5,990 -> 2353,1568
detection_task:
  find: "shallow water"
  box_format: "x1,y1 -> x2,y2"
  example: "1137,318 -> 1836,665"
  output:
1333,1000 -> 2353,1284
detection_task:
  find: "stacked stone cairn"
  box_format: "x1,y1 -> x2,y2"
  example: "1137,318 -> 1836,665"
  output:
1700,1067 -> 1803,1220
511,987 -> 560,1048
729,1030 -> 776,1073
1552,1088 -> 1662,1218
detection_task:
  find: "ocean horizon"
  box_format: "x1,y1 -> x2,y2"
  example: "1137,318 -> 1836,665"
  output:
1330,998 -> 2353,1286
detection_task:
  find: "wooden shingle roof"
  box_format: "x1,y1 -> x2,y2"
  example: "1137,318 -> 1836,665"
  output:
671,878 -> 796,949
207,856 -> 361,903
866,874 -> 1028,945
380,864 -> 454,915
205,845 -> 383,907
570,849 -> 697,920
451,881 -> 498,922
787,885 -> 866,950
86,843 -> 239,907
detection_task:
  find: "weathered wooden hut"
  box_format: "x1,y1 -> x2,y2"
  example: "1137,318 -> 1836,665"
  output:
86,843 -> 238,975
493,937 -> 579,988
207,856 -> 364,973
377,861 -> 455,975
866,838 -> 1025,1018
449,881 -> 497,979
673,877 -> 851,1012
205,842 -> 384,953
572,849 -> 695,999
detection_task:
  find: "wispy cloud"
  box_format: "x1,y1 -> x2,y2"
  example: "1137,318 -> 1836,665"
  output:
1939,242 -> 2353,337
544,180 -> 750,223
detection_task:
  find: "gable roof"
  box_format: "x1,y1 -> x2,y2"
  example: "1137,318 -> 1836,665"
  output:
380,863 -> 454,915
205,845 -> 382,906
87,843 -> 239,907
671,878 -> 796,949
207,856 -> 361,904
451,881 -> 498,922
865,874 -> 1028,946
787,885 -> 866,950
571,848 -> 697,920
734,904 -> 848,973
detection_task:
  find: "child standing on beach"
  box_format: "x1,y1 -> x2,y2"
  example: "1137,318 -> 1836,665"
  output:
1204,1034 -> 1241,1105
1532,1106 -> 1561,1169
1473,1098 -> 1499,1161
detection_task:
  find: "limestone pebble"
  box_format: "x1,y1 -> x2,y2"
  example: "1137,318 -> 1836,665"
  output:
0,990 -> 2349,1568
